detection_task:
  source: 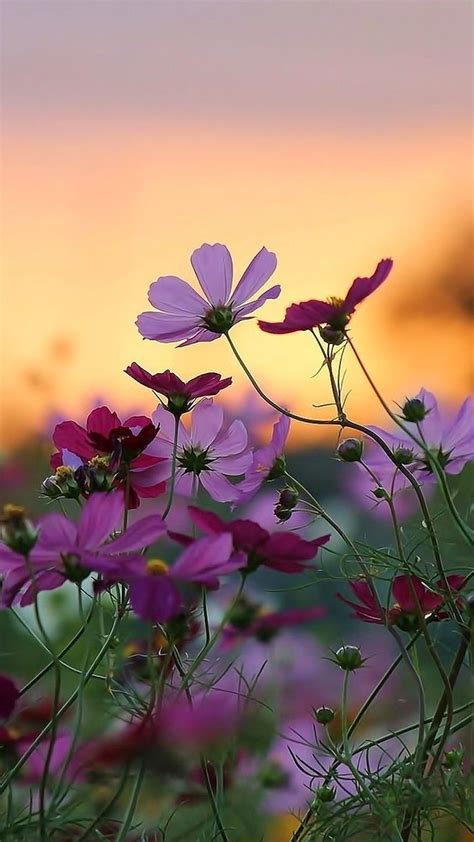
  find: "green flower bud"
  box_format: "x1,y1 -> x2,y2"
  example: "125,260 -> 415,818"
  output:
392,446 -> 414,466
314,706 -> 335,725
333,645 -> 364,671
318,325 -> 346,345
312,785 -> 336,804
402,398 -> 427,423
337,438 -> 363,463
0,505 -> 37,555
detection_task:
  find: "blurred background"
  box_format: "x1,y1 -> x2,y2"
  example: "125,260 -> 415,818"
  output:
1,0 -> 472,452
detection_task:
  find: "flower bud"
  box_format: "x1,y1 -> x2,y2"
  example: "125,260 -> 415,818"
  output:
267,455 -> 286,480
274,504 -> 293,522
373,487 -> 389,500
0,505 -> 37,555
227,596 -> 260,630
318,325 -> 346,345
279,487 -> 299,509
441,746 -> 464,769
392,446 -> 414,466
42,466 -> 81,500
402,398 -> 427,423
314,706 -> 335,725
337,438 -> 363,463
312,785 -> 336,805
333,645 -> 364,671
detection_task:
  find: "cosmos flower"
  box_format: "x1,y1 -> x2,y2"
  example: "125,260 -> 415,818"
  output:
92,532 -> 242,623
148,399 -> 253,503
0,493 -> 166,607
236,414 -> 290,503
125,364 -> 232,415
368,389 -> 474,484
136,243 -> 279,346
258,258 -> 392,334
186,506 -> 330,574
50,406 -> 165,507
337,574 -> 465,630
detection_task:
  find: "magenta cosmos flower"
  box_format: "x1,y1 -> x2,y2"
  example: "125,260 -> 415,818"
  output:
237,414 -> 290,503
136,243 -> 280,346
338,574 -> 465,631
125,363 -> 232,416
51,406 -> 165,507
187,506 -> 330,574
0,493 -> 166,607
94,532 -> 241,623
148,399 -> 252,503
258,258 -> 393,334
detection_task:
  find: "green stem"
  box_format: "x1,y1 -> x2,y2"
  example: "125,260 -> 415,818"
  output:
161,414 -> 180,520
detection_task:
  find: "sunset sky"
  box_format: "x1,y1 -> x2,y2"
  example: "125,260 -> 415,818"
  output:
1,0 -> 472,450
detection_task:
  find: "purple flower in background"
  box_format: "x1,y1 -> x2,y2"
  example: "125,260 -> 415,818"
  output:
187,506 -> 330,574
148,399 -> 252,503
93,532 -> 241,623
237,414 -> 290,503
360,389 -> 474,496
259,258 -> 392,334
136,243 -> 280,346
221,604 -> 326,649
125,363 -> 232,415
0,493 -> 166,607
223,389 -> 279,446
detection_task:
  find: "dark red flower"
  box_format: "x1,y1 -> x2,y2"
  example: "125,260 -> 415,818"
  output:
222,603 -> 326,648
258,258 -> 393,334
0,674 -> 19,720
187,506 -> 330,574
50,406 -> 165,508
125,363 -> 232,415
338,574 -> 465,631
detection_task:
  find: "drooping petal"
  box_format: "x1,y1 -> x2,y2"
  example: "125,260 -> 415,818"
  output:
231,247 -> 278,307
191,243 -> 233,306
105,515 -> 166,554
187,506 -> 227,535
148,275 -> 208,315
271,414 -> 291,454
200,471 -> 242,503
191,400 -> 223,449
136,312 -> 201,342
349,579 -> 379,610
77,493 -> 124,551
258,299 -> 335,333
129,576 -> 181,623
343,258 -> 393,312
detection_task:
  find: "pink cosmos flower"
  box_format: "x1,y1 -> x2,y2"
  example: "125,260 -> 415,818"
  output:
258,258 -> 393,334
92,532 -> 242,623
236,414 -> 290,503
136,243 -> 280,346
148,399 -> 253,503
0,492 -> 166,607
337,574 -> 465,629
367,388 -> 474,486
51,406 -> 165,507
125,363 -> 232,415
187,506 -> 330,574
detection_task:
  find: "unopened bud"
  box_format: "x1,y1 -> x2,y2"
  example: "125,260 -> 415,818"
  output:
274,504 -> 293,522
318,325 -> 346,345
0,505 -> 37,554
314,706 -> 335,725
402,398 -> 427,423
393,447 -> 414,466
312,785 -> 336,805
337,438 -> 363,463
441,746 -> 464,769
279,487 -> 299,509
333,645 -> 364,671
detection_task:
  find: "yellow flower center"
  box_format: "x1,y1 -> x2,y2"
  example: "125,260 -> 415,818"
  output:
146,558 -> 169,576
3,503 -> 25,519
326,296 -> 344,308
55,466 -> 75,480
88,456 -> 110,469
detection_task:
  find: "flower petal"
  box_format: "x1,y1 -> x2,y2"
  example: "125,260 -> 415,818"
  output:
191,399 -> 223,449
77,493 -> 124,551
191,243 -> 233,306
106,515 -> 166,554
136,311 -> 201,342
148,275 -> 207,315
200,471 -> 241,503
129,576 -> 181,623
343,258 -> 393,312
231,247 -> 277,307
212,419 -> 248,457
